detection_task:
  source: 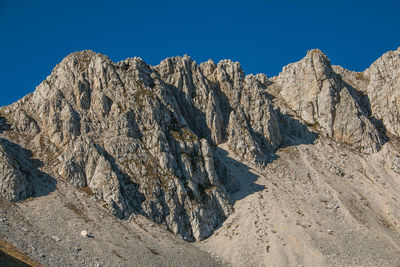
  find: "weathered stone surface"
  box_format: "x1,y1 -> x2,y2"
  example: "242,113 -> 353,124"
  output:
333,48 -> 400,140
363,48 -> 400,137
273,49 -> 382,153
0,48 -> 398,242
0,141 -> 29,201
391,154 -> 400,174
201,61 -> 283,167
0,51 -> 238,241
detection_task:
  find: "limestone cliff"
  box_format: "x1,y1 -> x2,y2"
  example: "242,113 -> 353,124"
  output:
0,48 -> 399,242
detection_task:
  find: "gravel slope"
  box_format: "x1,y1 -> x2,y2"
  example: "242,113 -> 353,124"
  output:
0,178 -> 225,267
2,137 -> 400,266
198,139 -> 400,266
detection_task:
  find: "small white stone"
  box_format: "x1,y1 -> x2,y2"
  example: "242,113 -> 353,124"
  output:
81,230 -> 88,237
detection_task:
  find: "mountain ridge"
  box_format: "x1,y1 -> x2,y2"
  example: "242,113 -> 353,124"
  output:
1,47 -> 400,265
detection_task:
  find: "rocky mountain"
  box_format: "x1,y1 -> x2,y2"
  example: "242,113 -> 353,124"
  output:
1,47 -> 400,266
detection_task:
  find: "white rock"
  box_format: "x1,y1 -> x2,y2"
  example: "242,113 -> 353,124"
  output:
81,230 -> 88,237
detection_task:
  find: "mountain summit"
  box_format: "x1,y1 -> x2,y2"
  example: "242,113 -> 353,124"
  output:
1,48 -> 400,266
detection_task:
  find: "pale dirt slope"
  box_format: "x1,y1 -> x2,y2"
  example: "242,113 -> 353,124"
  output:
0,178 -> 225,267
199,140 -> 400,266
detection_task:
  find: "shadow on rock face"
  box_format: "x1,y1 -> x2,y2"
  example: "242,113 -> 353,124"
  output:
214,109 -> 319,204
92,142 -> 145,219
0,138 -> 57,200
0,117 -> 11,134
214,146 -> 265,203
0,117 -> 57,201
278,112 -> 319,148
339,79 -> 390,145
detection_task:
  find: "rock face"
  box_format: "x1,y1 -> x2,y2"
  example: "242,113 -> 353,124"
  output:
0,51 -> 237,241
272,49 -> 382,153
333,47 -> 400,140
0,48 -> 399,241
0,140 -> 30,201
362,48 -> 400,137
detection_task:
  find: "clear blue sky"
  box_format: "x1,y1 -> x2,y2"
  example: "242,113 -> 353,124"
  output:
1,0 -> 399,106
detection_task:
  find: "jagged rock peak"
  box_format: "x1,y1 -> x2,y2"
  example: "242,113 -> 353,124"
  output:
362,48 -> 400,137
331,47 -> 400,140
63,50 -> 107,60
56,50 -> 112,73
273,48 -> 383,153
1,48 -> 399,243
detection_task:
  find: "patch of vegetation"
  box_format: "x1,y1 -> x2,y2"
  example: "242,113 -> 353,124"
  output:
37,134 -> 60,163
77,53 -> 92,72
134,88 -> 155,101
131,80 -> 158,109
64,203 -> 92,223
355,72 -> 369,82
80,186 -> 94,196
101,201 -> 109,210
120,152 -> 172,190
308,122 -> 320,133
170,128 -> 198,142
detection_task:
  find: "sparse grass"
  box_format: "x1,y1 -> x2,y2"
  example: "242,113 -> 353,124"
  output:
133,80 -> 156,108
101,201 -> 108,210
77,54 -> 91,72
64,203 -> 92,223
80,186 -> 94,196
119,152 -> 174,190
170,128 -> 197,142
355,72 -> 368,81
311,122 -> 320,132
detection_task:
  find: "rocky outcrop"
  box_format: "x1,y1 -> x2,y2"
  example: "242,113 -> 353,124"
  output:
225,75 -> 281,166
0,51 -> 237,241
0,48 -> 399,241
155,56 -> 225,145
156,57 -> 282,167
364,48 -> 400,137
201,60 -> 282,167
272,49 -> 382,153
0,140 -> 30,201
332,48 -> 400,140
